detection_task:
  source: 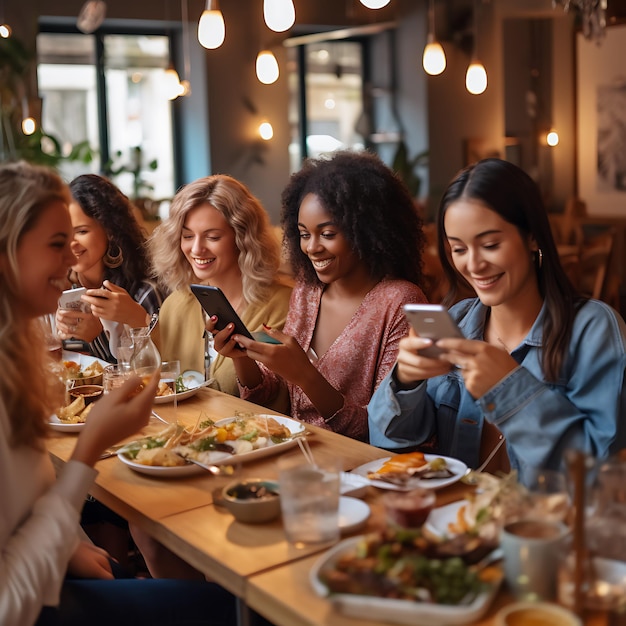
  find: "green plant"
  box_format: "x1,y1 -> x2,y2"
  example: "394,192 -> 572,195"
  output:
392,140 -> 429,199
105,146 -> 158,199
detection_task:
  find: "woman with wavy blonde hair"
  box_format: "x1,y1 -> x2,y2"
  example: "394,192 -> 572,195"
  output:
149,174 -> 291,400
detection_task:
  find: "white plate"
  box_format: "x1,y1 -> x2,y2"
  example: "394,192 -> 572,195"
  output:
424,500 -> 469,539
310,535 -> 502,626
117,454 -> 205,477
153,386 -> 201,404
118,414 -> 306,477
351,454 -> 468,491
62,350 -> 109,370
339,496 -> 370,534
48,413 -> 84,433
340,472 -> 371,498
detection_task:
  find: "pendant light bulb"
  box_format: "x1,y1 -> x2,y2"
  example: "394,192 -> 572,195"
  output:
164,65 -> 182,100
360,0 -> 391,8
256,50 -> 279,84
198,0 -> 225,49
546,129 -> 559,147
263,0 -> 295,33
0,23 -> 12,38
423,35 -> 446,76
259,121 -> 274,141
21,117 -> 36,135
466,61 -> 487,95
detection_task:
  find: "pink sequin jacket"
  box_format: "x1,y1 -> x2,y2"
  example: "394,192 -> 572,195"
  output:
239,278 -> 427,441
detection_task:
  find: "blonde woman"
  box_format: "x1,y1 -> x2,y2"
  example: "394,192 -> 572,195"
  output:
0,161 -> 236,626
149,174 -> 291,401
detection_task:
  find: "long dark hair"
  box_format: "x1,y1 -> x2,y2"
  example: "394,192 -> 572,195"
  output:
437,158 -> 583,382
281,150 -> 425,287
69,174 -> 153,294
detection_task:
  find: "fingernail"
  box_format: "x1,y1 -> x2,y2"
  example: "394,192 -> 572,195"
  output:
211,315 -> 217,321
263,323 -> 272,330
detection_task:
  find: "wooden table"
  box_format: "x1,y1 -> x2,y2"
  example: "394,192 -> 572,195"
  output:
46,388 -> 606,626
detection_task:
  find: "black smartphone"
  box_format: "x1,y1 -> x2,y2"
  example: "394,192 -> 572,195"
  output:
403,304 -> 463,358
190,285 -> 283,345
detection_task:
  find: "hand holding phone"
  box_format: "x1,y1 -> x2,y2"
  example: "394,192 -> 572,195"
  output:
58,287 -> 91,314
190,285 -> 282,345
403,304 -> 463,359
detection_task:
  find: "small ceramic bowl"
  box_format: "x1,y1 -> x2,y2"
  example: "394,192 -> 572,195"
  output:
69,384 -> 104,405
221,478 -> 281,524
69,372 -> 104,387
495,602 -> 582,626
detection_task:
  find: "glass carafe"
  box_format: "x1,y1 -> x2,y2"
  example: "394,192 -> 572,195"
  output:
129,326 -> 162,380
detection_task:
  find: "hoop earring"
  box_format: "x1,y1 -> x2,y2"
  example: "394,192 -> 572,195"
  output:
535,248 -> 543,269
103,243 -> 123,268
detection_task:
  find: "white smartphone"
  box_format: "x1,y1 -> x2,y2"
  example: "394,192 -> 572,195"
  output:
58,287 -> 91,313
403,304 -> 463,358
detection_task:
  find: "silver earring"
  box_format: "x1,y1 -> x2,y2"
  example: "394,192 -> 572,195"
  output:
535,248 -> 543,269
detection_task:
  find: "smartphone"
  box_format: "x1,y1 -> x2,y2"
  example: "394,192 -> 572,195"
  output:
403,304 -> 463,359
190,284 -> 282,345
58,287 -> 91,313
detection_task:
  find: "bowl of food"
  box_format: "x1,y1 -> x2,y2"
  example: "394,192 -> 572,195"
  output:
221,478 -> 281,524
69,384 -> 104,405
63,360 -> 104,387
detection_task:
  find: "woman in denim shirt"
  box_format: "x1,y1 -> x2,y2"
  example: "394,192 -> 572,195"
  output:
368,159 -> 626,486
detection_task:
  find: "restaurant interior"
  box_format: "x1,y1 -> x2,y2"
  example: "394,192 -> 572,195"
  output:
3,0 -> 626,311
3,2 -> 626,625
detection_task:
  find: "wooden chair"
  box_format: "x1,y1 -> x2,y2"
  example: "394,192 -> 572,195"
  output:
578,228 -> 616,301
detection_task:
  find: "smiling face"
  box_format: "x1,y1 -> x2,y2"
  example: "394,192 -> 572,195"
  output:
180,203 -> 241,285
16,200 -> 75,319
69,201 -> 108,284
444,198 -> 540,310
297,193 -> 367,286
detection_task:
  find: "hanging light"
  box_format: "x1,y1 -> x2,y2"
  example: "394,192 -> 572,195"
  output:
21,98 -> 35,135
259,120 -> 274,141
256,50 -> 279,84
0,23 -> 11,38
465,1 -> 487,95
178,0 -> 192,96
546,128 -> 559,147
263,0 -> 295,33
76,0 -> 107,34
422,0 -> 445,76
466,60 -> 487,95
198,0 -> 225,49
164,64 -> 182,100
360,0 -> 391,8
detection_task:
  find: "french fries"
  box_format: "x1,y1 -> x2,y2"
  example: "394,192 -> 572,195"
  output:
447,504 -> 470,535
57,396 -> 94,424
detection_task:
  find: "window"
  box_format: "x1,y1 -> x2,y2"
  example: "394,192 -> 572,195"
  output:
37,29 -> 176,200
287,39 -> 367,172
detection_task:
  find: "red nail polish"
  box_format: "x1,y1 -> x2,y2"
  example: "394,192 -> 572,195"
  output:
263,323 -> 272,330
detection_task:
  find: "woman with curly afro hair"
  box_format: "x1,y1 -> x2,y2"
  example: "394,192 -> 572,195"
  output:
209,150 -> 428,441
55,174 -> 165,362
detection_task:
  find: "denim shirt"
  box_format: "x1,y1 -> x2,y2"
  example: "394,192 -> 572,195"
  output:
368,298 -> 626,486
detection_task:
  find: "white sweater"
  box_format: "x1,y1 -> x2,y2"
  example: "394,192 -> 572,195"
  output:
0,399 -> 96,626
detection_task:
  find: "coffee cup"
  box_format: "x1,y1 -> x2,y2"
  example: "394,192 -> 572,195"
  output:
501,518 -> 569,601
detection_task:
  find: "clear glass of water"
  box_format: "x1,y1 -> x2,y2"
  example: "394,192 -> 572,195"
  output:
160,360 -> 181,413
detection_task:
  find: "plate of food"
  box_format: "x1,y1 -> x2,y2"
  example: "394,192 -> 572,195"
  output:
117,413 -> 306,477
310,530 -> 503,626
48,394 -> 97,432
153,371 -> 213,404
351,452 -> 468,491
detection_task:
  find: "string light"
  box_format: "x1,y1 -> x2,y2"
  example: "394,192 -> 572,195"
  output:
263,0 -> 295,33
164,65 -> 182,100
198,0 -> 225,49
256,50 -> 279,84
422,0 -> 445,76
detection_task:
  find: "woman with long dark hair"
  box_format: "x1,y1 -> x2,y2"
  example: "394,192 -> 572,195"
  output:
369,158 -> 626,484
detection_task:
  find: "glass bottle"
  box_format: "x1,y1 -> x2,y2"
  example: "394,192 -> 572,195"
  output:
129,326 -> 162,380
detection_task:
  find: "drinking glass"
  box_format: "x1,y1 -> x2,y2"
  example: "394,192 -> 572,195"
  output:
161,360 -> 181,415
103,364 -> 131,393
278,456 -> 341,547
39,314 -> 63,362
525,468 -> 571,523
129,326 -> 161,379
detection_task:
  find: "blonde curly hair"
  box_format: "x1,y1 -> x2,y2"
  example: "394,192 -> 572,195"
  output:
149,175 -> 280,306
0,162 -> 69,448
